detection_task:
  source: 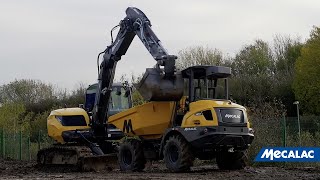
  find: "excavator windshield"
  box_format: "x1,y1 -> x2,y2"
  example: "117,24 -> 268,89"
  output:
109,86 -> 130,114
85,83 -> 131,116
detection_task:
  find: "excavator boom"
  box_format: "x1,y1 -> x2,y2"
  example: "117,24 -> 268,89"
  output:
92,7 -> 182,137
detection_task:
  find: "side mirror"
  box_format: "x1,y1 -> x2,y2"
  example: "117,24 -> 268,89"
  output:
229,94 -> 234,102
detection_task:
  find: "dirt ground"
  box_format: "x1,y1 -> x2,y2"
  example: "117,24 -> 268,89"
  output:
0,159 -> 320,180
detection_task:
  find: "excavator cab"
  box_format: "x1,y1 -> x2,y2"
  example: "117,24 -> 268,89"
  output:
47,82 -> 132,144
42,82 -> 133,171
85,83 -> 132,116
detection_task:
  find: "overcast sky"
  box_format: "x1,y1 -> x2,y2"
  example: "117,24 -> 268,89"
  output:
0,0 -> 319,90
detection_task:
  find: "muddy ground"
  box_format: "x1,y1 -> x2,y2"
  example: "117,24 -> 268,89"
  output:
0,159 -> 319,180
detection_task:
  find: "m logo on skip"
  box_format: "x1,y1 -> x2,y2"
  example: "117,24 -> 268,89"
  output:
255,147 -> 320,162
123,119 -> 135,134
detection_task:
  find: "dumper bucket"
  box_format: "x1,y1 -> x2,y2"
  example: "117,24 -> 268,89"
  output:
136,68 -> 184,101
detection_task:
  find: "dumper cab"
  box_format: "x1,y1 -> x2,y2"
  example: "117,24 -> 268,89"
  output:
176,65 -> 254,151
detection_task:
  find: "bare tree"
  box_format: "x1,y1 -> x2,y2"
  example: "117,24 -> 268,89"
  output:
177,46 -> 224,69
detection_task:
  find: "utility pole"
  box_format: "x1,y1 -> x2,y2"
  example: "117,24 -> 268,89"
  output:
293,101 -> 301,146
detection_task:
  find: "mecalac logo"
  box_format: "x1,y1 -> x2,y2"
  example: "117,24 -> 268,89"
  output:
225,114 -> 240,119
255,147 -> 320,162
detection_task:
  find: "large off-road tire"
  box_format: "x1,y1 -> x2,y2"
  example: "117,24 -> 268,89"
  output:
216,151 -> 246,170
118,139 -> 146,171
163,135 -> 194,172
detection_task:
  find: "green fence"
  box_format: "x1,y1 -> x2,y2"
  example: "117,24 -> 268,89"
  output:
249,115 -> 320,166
0,129 -> 52,161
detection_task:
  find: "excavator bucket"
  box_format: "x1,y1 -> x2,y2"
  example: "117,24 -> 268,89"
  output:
79,154 -> 118,172
137,68 -> 184,101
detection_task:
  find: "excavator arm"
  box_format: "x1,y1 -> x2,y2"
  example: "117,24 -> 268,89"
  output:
92,7 -> 177,137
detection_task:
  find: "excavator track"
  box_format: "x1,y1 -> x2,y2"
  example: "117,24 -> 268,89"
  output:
37,144 -> 118,171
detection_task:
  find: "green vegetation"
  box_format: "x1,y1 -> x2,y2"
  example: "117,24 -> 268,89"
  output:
293,26 -> 320,115
0,79 -> 86,142
178,36 -> 303,116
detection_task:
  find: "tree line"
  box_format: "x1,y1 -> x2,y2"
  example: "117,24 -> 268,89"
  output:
178,26 -> 320,117
0,80 -> 86,141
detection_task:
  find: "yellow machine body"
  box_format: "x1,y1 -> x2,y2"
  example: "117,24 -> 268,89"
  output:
181,100 -> 250,128
47,108 -> 90,144
47,99 -> 250,143
109,98 -> 250,139
109,101 -> 175,139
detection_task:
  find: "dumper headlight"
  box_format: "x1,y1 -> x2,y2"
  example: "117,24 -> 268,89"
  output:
249,128 -> 254,134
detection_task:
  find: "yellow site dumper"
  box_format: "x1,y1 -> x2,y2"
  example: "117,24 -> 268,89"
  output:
109,65 -> 254,172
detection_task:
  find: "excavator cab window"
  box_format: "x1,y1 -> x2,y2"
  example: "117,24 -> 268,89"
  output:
85,84 -> 98,112
85,83 -> 132,116
108,85 -> 131,116
116,88 -> 122,96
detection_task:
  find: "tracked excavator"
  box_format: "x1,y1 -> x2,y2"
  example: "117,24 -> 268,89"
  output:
38,7 -> 254,172
37,82 -> 132,170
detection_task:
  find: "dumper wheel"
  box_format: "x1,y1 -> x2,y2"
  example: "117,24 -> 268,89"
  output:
216,151 -> 246,170
118,139 -> 146,171
163,135 -> 194,172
